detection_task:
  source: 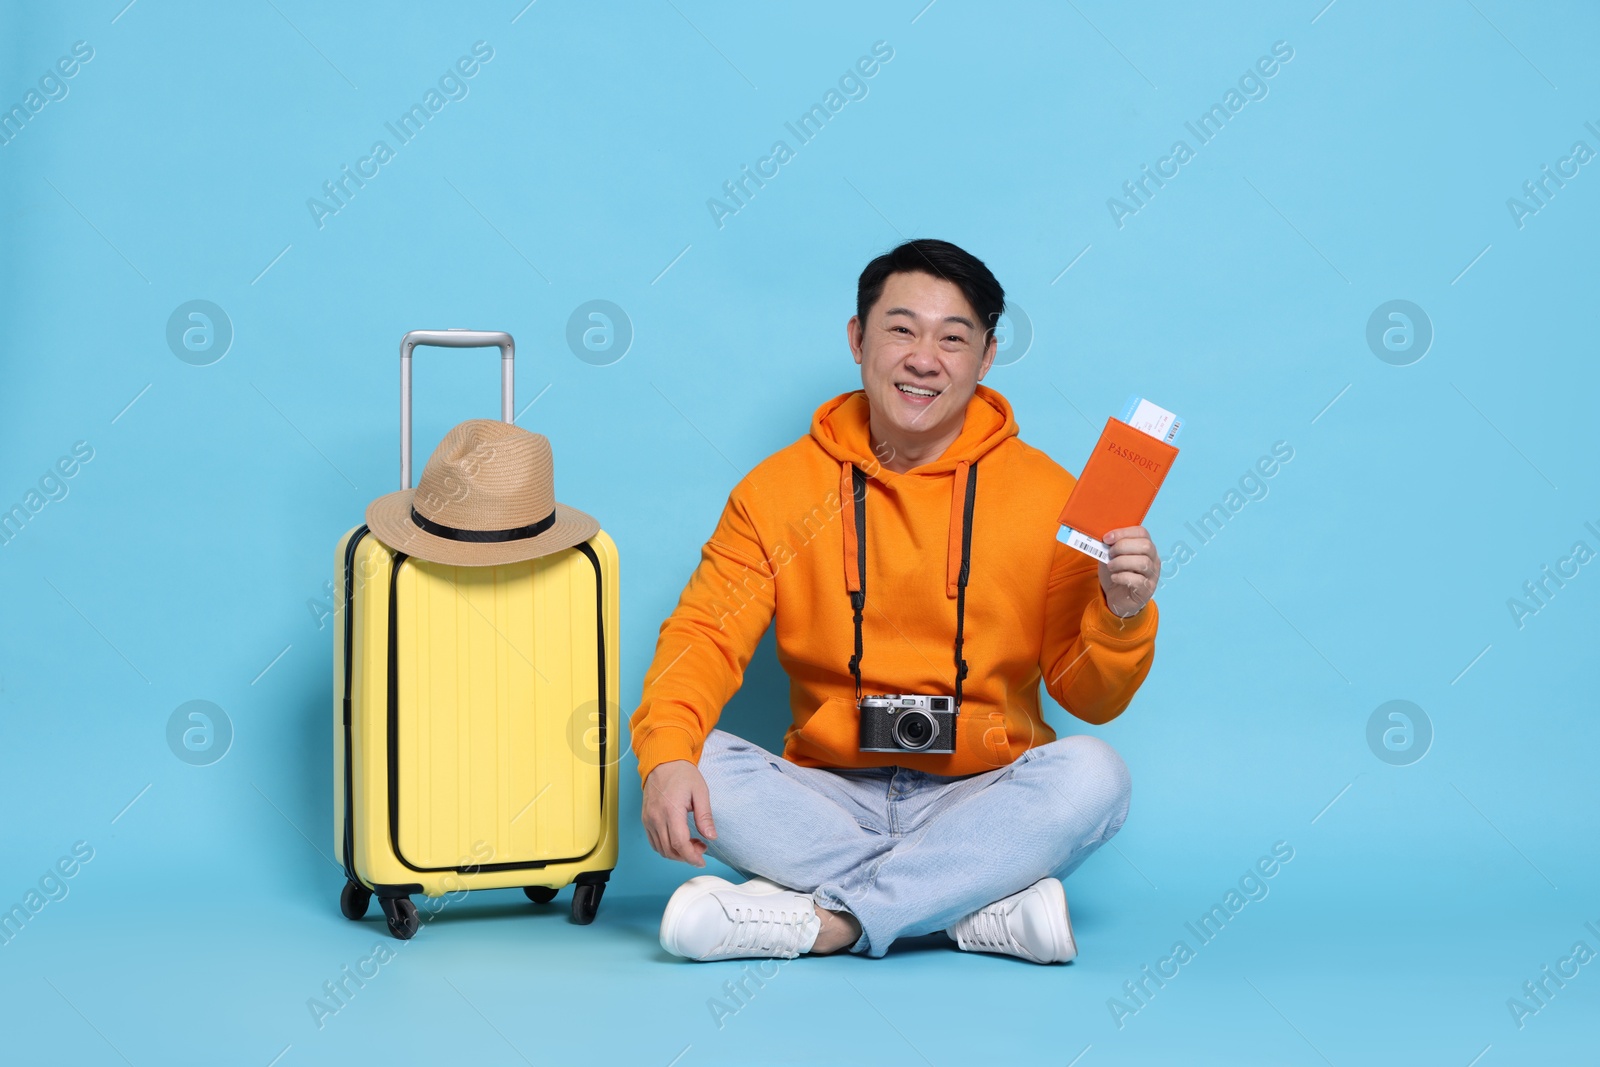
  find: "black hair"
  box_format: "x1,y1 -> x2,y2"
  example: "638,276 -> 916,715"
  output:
855,238 -> 1006,344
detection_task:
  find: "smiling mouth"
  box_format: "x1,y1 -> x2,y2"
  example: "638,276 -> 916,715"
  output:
896,383 -> 940,399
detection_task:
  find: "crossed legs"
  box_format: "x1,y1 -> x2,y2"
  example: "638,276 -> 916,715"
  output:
694,729 -> 1131,958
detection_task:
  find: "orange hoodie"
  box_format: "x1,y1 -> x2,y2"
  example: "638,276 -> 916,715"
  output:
629,384 -> 1158,783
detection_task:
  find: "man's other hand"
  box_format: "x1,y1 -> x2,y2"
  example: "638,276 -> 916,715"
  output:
1099,526 -> 1160,619
642,759 -> 717,866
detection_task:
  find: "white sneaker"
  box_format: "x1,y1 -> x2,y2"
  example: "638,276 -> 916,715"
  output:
733,875 -> 786,893
660,875 -> 822,961
946,877 -> 1077,964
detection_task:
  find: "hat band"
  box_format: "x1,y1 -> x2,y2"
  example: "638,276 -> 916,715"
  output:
409,506 -> 557,543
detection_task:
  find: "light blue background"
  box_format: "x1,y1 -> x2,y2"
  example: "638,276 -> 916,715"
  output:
2,1 -> 1596,1063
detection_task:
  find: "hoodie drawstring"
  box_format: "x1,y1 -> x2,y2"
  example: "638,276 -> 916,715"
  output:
840,462 -> 861,597
946,460 -> 970,599
843,459 -> 972,601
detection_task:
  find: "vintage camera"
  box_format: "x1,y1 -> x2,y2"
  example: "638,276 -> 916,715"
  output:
858,694 -> 958,754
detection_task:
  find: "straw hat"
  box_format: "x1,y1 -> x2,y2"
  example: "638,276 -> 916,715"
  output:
366,419 -> 599,566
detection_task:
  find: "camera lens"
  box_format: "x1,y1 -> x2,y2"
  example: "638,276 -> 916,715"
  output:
893,709 -> 938,751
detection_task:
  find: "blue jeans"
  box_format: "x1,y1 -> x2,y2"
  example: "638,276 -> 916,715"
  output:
696,728 -> 1132,958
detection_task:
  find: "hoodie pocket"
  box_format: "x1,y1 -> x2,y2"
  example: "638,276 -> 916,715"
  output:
957,707 -> 1019,769
788,695 -> 862,768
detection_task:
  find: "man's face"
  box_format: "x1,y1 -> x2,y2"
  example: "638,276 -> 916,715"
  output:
849,270 -> 997,445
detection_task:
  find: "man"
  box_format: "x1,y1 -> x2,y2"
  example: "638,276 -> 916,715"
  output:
631,239 -> 1160,963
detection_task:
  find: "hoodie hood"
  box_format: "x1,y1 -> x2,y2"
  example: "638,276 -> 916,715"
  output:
810,384 -> 1020,600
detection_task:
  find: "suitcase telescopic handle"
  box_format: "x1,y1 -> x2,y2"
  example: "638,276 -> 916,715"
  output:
398,329 -> 515,489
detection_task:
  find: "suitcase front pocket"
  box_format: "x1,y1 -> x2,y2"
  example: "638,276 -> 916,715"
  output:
388,548 -> 606,871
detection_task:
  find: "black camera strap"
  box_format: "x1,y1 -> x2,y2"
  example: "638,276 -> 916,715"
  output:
848,462 -> 978,709
848,465 -> 869,703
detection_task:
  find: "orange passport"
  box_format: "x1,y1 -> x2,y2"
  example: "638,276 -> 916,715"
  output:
1057,417 -> 1179,542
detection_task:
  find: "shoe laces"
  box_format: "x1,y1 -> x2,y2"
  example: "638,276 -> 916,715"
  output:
715,901 -> 815,958
959,906 -> 1015,951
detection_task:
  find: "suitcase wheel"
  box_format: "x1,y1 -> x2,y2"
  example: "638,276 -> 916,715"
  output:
381,896 -> 420,940
571,881 -> 604,925
339,880 -> 373,921
523,885 -> 559,904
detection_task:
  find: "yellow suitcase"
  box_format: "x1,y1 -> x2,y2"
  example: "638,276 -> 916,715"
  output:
333,330 -> 619,939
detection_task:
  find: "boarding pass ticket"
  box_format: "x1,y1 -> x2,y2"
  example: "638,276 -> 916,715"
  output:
1059,526 -> 1115,564
1119,394 -> 1182,444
